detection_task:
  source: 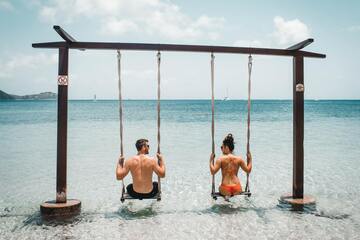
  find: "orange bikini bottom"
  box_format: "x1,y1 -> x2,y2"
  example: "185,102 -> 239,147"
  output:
221,184 -> 241,195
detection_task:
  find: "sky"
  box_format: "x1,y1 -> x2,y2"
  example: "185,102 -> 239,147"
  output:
0,0 -> 359,99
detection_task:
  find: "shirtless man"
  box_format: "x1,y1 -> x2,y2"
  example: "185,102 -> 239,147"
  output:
116,138 -> 165,199
209,134 -> 252,196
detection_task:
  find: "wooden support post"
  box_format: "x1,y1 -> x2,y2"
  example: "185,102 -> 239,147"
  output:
280,55 -> 315,206
293,56 -> 304,198
56,47 -> 69,203
41,47 -> 81,216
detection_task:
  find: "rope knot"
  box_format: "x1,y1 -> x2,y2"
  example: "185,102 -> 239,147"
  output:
157,51 -> 161,63
248,54 -> 253,67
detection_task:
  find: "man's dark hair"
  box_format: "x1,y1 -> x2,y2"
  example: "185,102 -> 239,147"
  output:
223,133 -> 235,151
136,138 -> 148,151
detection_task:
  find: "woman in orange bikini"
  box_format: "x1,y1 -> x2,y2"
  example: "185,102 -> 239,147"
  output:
209,134 -> 252,196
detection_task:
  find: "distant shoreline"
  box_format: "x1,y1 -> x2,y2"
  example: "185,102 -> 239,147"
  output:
0,90 -> 57,100
1,90 -> 358,101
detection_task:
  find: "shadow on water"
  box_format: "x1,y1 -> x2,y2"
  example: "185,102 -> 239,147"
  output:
39,214 -> 83,226
8,211 -> 83,233
314,210 -> 351,220
194,198 -> 272,224
4,202 -> 159,231
3,198 -> 351,232
202,198 -> 269,219
277,200 -> 317,213
277,201 -> 351,220
205,203 -> 248,215
204,198 -> 351,222
109,202 -> 158,220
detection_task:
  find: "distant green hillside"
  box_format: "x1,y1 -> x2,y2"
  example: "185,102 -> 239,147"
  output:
0,90 -> 15,100
0,90 -> 57,100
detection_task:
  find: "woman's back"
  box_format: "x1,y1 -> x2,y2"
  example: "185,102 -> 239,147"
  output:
220,154 -> 241,185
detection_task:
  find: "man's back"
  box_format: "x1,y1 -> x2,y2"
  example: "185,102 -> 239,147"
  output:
127,154 -> 155,193
116,139 -> 165,197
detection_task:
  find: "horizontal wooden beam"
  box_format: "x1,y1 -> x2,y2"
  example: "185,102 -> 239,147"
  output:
32,41 -> 326,58
33,41 -> 66,48
287,39 -> 314,51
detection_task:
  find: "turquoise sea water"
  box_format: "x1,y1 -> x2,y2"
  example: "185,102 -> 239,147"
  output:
0,100 -> 359,239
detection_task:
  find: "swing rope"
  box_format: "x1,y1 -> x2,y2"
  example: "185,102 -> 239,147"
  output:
117,50 -> 126,198
157,51 -> 161,197
118,50 -> 162,201
210,54 -> 252,199
211,53 -> 215,195
245,54 -> 253,193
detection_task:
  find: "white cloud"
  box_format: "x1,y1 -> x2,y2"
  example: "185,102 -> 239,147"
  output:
101,18 -> 139,35
347,25 -> 360,32
273,16 -> 310,45
0,53 -> 57,78
0,0 -> 14,11
233,39 -> 262,47
36,0 -> 225,40
39,6 -> 56,22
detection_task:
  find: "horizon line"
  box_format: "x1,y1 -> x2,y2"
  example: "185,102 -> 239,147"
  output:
16,98 -> 360,101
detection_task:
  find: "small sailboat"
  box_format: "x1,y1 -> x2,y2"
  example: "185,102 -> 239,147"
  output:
223,88 -> 230,101
93,94 -> 97,102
